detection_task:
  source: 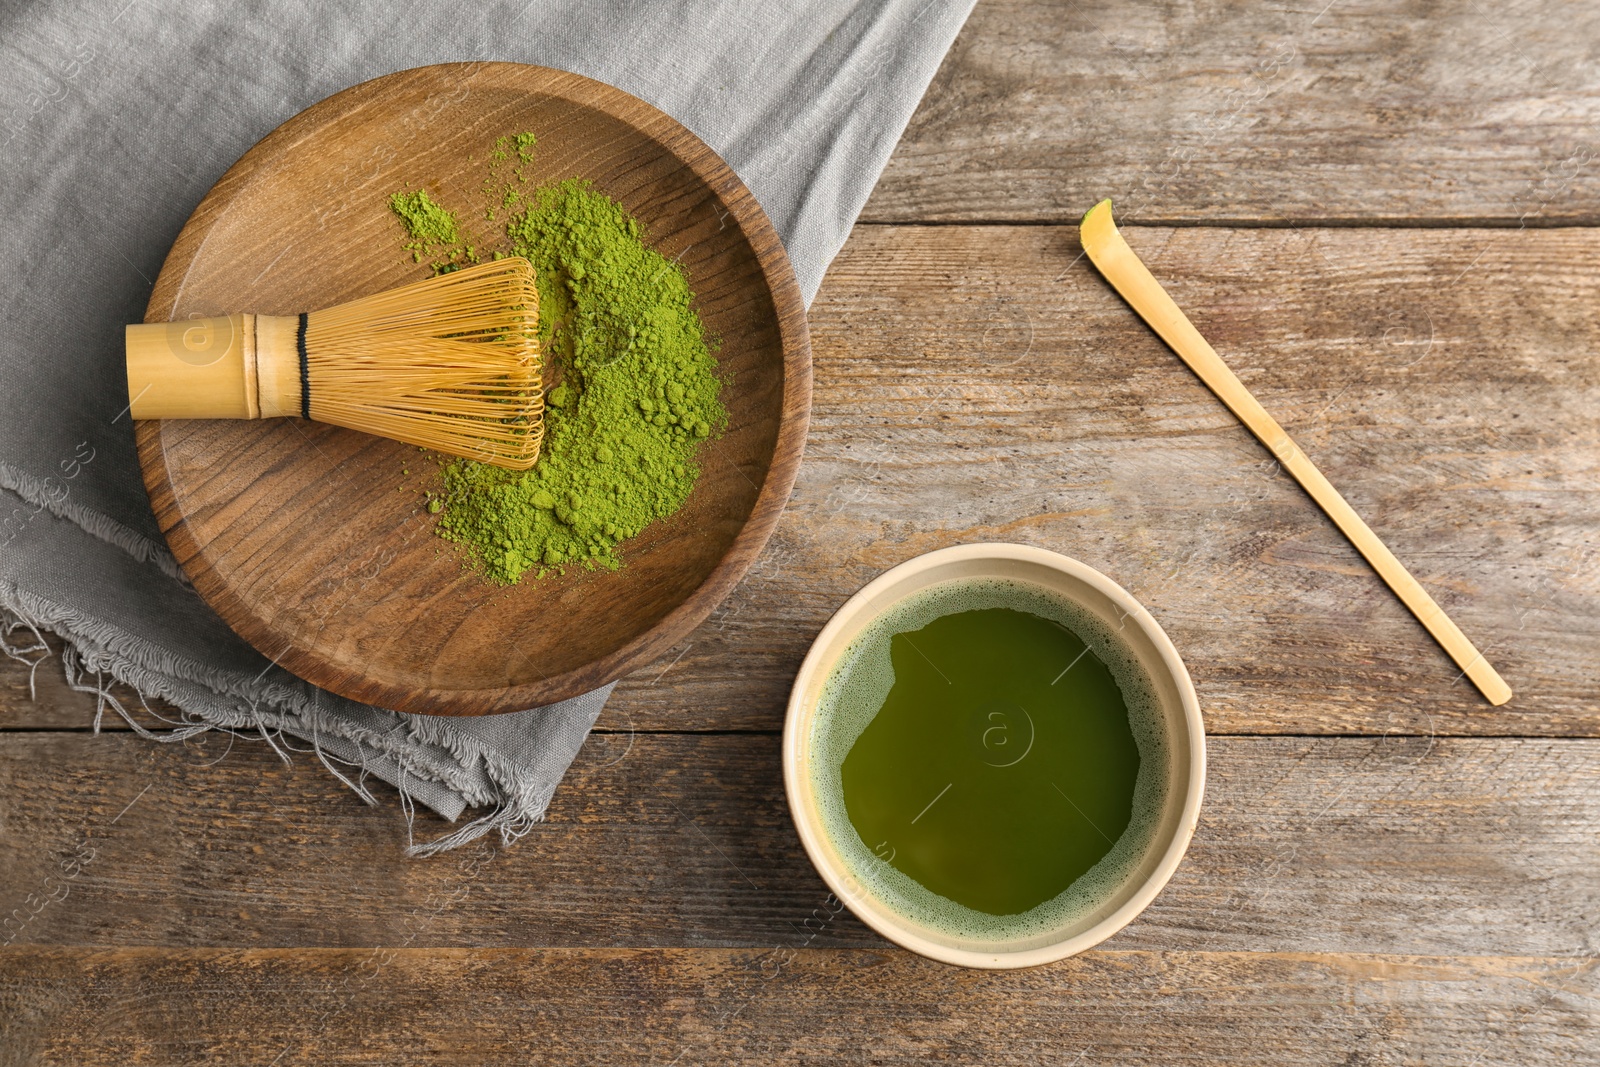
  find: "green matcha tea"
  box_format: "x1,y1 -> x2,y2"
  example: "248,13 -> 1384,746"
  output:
810,578 -> 1168,941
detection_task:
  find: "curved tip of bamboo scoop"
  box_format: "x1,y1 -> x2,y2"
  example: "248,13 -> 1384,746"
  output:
1077,196 -> 1513,707
1080,198 -> 1117,247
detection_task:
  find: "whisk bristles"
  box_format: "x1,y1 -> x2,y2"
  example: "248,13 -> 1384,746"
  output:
303,257 -> 542,469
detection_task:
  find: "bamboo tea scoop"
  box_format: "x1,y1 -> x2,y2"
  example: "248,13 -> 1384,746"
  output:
1079,199 -> 1511,706
125,257 -> 543,469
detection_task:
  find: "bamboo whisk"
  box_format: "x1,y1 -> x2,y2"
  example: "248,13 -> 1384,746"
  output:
125,257 -> 543,469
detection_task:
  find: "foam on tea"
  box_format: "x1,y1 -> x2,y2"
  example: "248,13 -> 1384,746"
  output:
810,578 -> 1169,942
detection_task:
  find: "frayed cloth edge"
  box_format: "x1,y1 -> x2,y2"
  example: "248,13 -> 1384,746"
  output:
0,462 -> 185,582
0,583 -> 565,854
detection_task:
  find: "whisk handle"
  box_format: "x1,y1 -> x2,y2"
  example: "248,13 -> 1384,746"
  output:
126,315 -> 302,420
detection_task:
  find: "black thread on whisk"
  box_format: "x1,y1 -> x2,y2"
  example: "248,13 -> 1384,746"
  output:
296,312 -> 310,419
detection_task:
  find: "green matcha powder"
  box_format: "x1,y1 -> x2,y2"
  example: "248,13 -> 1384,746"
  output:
388,135 -> 725,584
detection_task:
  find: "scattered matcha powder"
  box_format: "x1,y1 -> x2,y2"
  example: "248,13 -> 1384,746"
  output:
388,188 -> 478,271
389,135 -> 725,584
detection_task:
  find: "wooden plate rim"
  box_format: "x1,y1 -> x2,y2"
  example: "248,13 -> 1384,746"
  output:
136,61 -> 812,716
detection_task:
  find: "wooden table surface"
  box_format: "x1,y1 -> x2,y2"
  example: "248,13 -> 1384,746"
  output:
3,2 -> 1596,1062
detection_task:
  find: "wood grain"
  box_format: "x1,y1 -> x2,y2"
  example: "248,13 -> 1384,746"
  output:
136,63 -> 811,715
11,223 -> 1595,735
4,7 -> 1598,1062
867,0 -> 1600,224
608,223 -> 1599,735
1,946 -> 1593,1066
1079,199 -> 1512,705
1,733 -> 1593,958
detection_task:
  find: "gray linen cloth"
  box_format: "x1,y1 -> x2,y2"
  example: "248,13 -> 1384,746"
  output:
0,0 -> 975,853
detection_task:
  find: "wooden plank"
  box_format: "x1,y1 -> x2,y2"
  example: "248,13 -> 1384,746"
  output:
617,224 -> 1599,735
866,0 -> 1600,223
0,946 -> 1593,1065
7,225 -> 1595,735
1,733 -> 1594,957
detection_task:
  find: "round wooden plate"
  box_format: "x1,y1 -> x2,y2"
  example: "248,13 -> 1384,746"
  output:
137,63 -> 811,716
